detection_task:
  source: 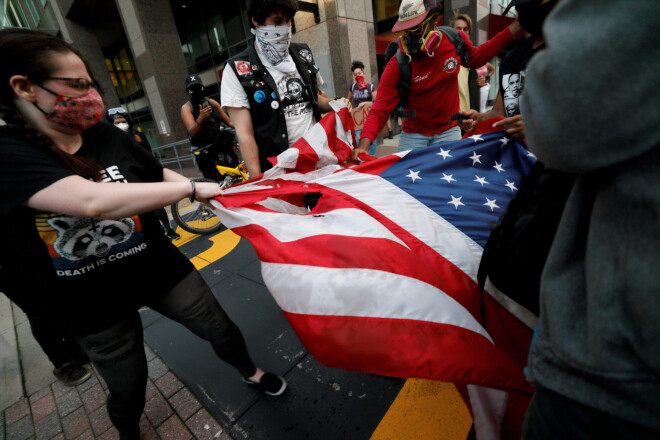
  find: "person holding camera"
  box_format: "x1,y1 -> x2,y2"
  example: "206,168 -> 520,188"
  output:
181,75 -> 238,180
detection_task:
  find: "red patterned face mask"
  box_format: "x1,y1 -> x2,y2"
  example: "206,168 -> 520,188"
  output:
34,86 -> 104,131
355,75 -> 367,90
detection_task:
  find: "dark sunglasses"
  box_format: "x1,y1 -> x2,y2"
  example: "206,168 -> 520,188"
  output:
44,76 -> 97,91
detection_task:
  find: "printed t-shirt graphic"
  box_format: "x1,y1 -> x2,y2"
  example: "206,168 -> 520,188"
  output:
37,212 -> 146,274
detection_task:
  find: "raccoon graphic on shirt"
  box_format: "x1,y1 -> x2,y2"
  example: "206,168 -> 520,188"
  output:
34,164 -> 149,276
37,212 -> 147,276
48,216 -> 136,261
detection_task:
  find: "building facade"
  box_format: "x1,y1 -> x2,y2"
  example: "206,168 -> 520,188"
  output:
2,0 -> 380,148
2,0 -> 511,148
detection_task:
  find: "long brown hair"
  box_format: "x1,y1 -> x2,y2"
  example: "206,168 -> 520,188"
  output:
0,28 -> 104,179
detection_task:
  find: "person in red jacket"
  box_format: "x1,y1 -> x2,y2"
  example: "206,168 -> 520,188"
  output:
350,0 -> 520,159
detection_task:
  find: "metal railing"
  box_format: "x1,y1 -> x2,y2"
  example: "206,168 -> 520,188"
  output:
152,138 -> 201,177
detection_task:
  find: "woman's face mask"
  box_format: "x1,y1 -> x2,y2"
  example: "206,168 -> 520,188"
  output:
115,122 -> 129,132
34,84 -> 104,131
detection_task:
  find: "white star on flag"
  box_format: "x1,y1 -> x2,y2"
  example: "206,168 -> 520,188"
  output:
441,173 -> 456,183
493,161 -> 505,173
484,198 -> 500,211
528,151 -> 537,159
437,148 -> 453,160
499,137 -> 510,147
406,169 -> 422,183
505,180 -> 518,192
469,152 -> 482,165
448,195 -> 465,210
209,104 -> 540,440
474,175 -> 489,186
469,134 -> 484,143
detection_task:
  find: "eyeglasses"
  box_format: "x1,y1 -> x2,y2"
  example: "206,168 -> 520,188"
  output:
107,107 -> 128,116
406,14 -> 435,35
44,77 -> 97,91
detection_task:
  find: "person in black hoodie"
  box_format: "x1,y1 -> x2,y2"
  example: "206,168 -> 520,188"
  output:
105,107 -> 180,241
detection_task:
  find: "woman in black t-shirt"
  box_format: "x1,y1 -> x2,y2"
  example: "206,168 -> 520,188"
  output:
0,29 -> 286,440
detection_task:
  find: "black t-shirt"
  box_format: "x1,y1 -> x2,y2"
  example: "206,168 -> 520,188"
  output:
499,37 -> 545,118
0,121 -> 193,335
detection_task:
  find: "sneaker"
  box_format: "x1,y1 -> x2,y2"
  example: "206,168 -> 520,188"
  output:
53,361 -> 91,387
167,230 -> 181,241
241,372 -> 287,396
387,130 -> 393,139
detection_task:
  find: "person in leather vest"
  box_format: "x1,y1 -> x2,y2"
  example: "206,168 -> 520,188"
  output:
221,0 -> 350,177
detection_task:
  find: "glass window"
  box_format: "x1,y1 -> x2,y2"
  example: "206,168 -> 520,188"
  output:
23,0 -> 41,26
372,0 -> 402,34
373,0 -> 401,22
206,15 -> 229,54
37,2 -> 60,35
2,0 -> 29,28
170,0 -> 252,99
491,0 -> 513,15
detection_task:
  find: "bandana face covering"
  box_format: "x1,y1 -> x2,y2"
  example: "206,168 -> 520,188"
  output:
35,85 -> 104,131
355,75 -> 367,90
252,25 -> 295,72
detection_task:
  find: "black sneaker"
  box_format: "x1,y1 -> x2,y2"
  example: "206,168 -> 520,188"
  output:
167,230 -> 181,241
53,361 -> 92,387
241,372 -> 287,396
388,130 -> 393,139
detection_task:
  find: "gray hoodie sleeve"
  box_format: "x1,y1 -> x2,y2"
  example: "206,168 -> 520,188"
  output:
521,0 -> 660,173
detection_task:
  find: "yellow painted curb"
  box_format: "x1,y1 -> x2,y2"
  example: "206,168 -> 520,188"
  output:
370,380 -> 472,440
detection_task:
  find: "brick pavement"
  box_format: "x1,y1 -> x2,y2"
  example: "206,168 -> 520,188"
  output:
1,344 -> 232,440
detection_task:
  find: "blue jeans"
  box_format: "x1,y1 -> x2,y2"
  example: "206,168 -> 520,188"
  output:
355,129 -> 377,156
397,126 -> 462,153
75,271 -> 256,439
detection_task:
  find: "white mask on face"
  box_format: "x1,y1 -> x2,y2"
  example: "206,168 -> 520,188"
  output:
115,122 -> 129,132
251,25 -> 296,72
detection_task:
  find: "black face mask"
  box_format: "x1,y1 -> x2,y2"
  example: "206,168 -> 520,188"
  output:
189,87 -> 205,103
518,0 -> 557,37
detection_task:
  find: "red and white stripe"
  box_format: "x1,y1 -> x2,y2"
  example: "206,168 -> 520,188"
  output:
211,106 -> 535,438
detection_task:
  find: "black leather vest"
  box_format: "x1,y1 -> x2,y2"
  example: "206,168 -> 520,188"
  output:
227,41 -> 322,170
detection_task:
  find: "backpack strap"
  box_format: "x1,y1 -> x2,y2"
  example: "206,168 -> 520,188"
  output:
436,26 -> 470,64
395,49 -> 416,118
386,28 -> 469,119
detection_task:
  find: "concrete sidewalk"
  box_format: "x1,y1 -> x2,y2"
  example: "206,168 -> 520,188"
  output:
0,293 -> 232,440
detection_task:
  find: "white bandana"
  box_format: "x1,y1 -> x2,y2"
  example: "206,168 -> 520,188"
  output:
252,25 -> 296,73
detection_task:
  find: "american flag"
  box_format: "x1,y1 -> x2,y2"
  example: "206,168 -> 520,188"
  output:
211,105 -> 536,402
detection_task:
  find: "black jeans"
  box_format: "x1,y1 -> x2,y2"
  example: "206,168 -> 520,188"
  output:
522,387 -> 659,440
75,270 -> 256,438
28,315 -> 88,368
